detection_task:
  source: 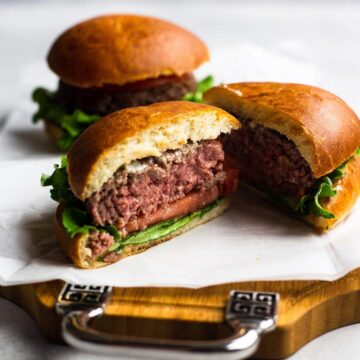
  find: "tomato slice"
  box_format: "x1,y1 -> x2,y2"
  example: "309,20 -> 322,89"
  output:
101,73 -> 193,92
223,165 -> 240,195
125,185 -> 221,234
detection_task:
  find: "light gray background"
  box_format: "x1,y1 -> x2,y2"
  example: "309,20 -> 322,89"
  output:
1,0 -> 360,359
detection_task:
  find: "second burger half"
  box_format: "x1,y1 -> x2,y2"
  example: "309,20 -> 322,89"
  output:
205,82 -> 360,232
42,101 -> 240,268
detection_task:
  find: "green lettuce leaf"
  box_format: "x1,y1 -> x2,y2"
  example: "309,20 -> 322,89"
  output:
62,207 -> 98,237
32,87 -> 100,150
308,179 -> 336,219
40,155 -> 74,202
41,156 -> 222,255
109,198 -> 223,254
277,155 -> 357,219
182,75 -> 214,103
103,225 -> 122,242
32,87 -> 66,124
41,156 -> 121,239
61,207 -> 122,239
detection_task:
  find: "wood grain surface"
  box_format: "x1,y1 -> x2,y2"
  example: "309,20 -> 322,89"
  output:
1,268 -> 360,359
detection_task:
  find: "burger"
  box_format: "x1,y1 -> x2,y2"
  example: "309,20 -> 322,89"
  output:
41,101 -> 240,268
204,82 -> 360,232
32,15 -> 212,150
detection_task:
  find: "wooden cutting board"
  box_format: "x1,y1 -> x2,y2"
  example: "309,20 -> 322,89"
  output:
1,268 -> 360,359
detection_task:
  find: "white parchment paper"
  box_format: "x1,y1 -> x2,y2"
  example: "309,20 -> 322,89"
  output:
2,42 -> 357,288
1,157 -> 359,288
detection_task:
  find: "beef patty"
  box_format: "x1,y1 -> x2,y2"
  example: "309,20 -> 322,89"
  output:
57,73 -> 197,116
86,140 -> 226,235
223,120 -> 316,199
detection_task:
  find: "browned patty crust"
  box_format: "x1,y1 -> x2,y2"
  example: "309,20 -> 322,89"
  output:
223,119 -> 316,199
56,73 -> 196,115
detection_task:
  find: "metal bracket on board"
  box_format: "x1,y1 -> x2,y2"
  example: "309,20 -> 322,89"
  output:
227,290 -> 279,332
56,283 -> 112,315
56,282 -> 279,360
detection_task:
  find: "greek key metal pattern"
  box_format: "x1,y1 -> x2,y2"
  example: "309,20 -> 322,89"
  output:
57,284 -> 279,358
227,291 -> 279,322
56,283 -> 111,315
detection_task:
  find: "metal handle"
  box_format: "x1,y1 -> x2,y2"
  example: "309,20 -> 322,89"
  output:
57,284 -> 279,359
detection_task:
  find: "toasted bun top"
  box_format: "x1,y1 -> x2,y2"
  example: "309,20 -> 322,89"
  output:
204,82 -> 360,178
47,14 -> 209,88
68,101 -> 239,200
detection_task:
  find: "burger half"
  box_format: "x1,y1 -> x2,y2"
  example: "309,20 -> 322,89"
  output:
33,15 -> 211,150
42,101 -> 240,268
204,82 -> 360,232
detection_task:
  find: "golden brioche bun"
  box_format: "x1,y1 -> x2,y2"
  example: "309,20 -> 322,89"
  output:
55,198 -> 231,269
204,82 -> 360,178
47,14 -> 209,88
43,119 -> 63,144
67,101 -> 240,200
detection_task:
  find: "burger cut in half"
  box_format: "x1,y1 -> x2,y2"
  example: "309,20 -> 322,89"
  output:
204,82 -> 360,232
32,14 -> 212,150
41,101 -> 240,268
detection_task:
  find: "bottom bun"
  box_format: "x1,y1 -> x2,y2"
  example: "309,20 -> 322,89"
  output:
44,119 -> 63,145
54,197 -> 231,269
243,155 -> 360,233
304,155 -> 360,232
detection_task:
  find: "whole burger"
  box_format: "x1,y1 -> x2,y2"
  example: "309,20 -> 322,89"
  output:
32,14 -> 211,149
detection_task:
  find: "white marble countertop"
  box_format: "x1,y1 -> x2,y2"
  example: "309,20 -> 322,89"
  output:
1,1 -> 360,359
